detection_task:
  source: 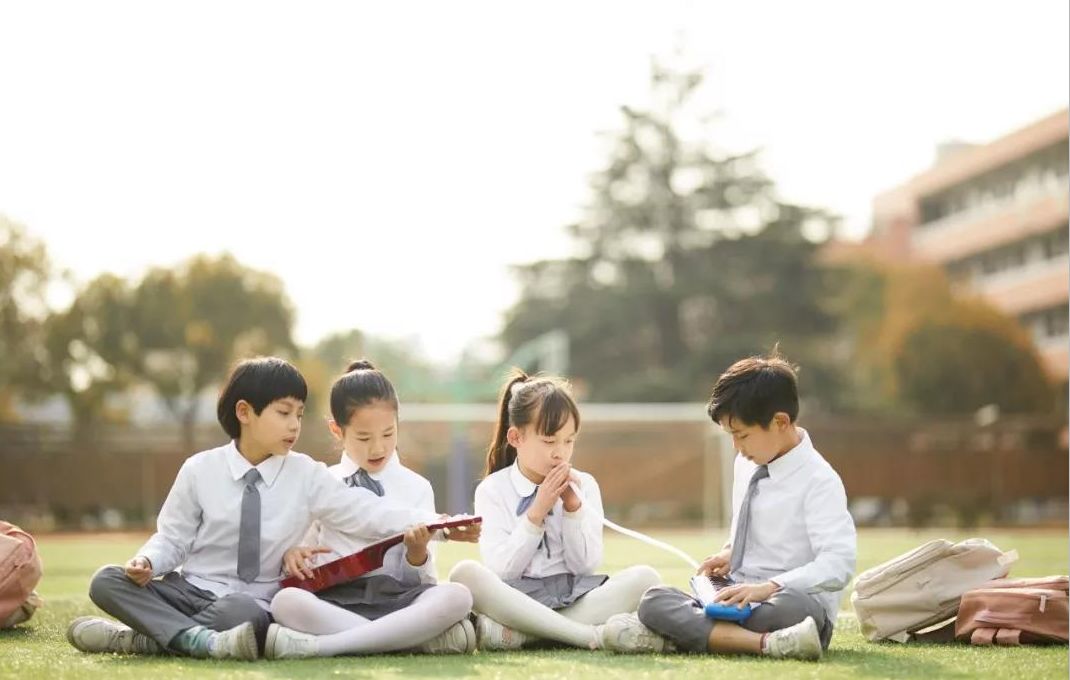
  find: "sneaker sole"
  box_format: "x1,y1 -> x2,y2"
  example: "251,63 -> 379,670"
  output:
264,623 -> 280,660
234,622 -> 260,661
460,618 -> 477,654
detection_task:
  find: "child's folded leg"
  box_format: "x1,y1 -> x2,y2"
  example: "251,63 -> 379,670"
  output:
636,585 -> 715,653
87,565 -> 270,653
449,559 -> 600,649
740,587 -> 833,650
271,587 -> 369,635
270,582 -> 472,656
558,565 -> 661,625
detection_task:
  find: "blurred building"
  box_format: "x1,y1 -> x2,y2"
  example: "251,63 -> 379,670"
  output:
869,109 -> 1069,383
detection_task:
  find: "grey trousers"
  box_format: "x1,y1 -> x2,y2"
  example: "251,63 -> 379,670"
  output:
638,585 -> 834,653
88,565 -> 272,652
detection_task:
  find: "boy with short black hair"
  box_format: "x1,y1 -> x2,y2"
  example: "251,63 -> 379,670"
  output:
602,352 -> 856,661
68,356 -> 438,661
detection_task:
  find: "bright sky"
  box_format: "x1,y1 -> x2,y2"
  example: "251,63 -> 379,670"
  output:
1,1 -> 1067,364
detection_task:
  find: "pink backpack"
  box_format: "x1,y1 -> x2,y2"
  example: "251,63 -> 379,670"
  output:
954,576 -> 1068,646
0,520 -> 43,627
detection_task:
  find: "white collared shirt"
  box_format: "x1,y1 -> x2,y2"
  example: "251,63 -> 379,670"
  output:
728,428 -> 857,622
308,451 -> 438,584
137,441 -> 437,605
474,462 -> 604,581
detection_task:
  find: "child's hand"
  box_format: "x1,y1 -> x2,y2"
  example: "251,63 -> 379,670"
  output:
528,463 -> 571,525
403,525 -> 432,566
713,581 -> 780,607
282,546 -> 331,580
560,472 -> 583,513
698,548 -> 732,577
443,522 -> 481,544
124,556 -> 153,587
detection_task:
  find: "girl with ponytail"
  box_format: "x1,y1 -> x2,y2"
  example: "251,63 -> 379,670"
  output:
449,369 -> 661,651
266,360 -> 479,658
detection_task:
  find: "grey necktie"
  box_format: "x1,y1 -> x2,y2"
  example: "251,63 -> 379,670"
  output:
729,465 -> 770,574
515,489 -> 553,517
346,468 -> 384,497
237,468 -> 262,583
516,489 -> 537,516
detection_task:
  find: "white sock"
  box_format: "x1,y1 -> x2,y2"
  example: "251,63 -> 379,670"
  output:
557,565 -> 661,625
271,584 -> 472,656
448,560 -> 601,649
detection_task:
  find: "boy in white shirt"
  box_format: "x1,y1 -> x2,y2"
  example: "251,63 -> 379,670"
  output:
67,357 -> 437,661
603,353 -> 856,661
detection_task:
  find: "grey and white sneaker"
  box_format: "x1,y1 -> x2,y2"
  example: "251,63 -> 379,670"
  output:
474,614 -> 529,651
264,623 -> 318,660
762,616 -> 822,661
415,618 -> 477,654
601,612 -> 675,654
66,616 -> 163,655
208,621 -> 260,661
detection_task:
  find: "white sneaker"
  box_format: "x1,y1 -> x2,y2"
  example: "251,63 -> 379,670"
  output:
264,623 -> 319,660
208,621 -> 260,661
66,616 -> 163,655
475,614 -> 529,651
762,616 -> 822,661
600,612 -> 675,654
415,618 -> 477,654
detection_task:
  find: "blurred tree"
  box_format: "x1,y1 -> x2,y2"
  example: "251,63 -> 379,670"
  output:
502,60 -> 841,402
830,259 -> 1053,415
132,254 -> 297,449
0,217 -> 52,419
39,274 -> 139,429
894,305 -> 1053,415
304,328 -> 450,419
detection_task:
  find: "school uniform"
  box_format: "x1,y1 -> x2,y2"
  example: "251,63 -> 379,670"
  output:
88,441 -> 436,650
308,452 -> 438,620
638,428 -> 857,652
474,462 -> 607,609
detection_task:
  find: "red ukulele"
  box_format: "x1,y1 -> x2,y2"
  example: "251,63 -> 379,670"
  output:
280,516 -> 482,593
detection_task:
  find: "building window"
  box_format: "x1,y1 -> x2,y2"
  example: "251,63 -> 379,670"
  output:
1021,305 -> 1070,342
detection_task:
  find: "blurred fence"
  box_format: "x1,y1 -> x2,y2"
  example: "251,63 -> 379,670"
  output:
0,406 -> 1065,531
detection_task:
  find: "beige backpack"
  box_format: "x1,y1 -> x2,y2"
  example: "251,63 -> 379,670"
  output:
851,538 -> 1017,642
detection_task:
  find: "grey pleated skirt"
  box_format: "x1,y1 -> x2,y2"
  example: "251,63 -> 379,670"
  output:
317,575 -> 435,620
504,573 -> 609,610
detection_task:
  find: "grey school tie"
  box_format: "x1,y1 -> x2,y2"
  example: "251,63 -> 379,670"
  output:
515,488 -> 554,517
237,468 -> 262,583
346,468 -> 385,497
516,489 -> 537,516
729,465 -> 770,574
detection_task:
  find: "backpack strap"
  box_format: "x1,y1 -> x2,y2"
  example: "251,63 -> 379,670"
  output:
994,628 -> 1021,646
908,620 -> 957,644
970,627 -> 998,645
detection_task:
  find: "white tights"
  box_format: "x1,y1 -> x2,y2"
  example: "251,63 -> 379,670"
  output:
448,560 -> 661,649
269,582 -> 472,656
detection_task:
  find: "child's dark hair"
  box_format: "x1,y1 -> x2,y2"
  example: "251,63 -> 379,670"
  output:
484,368 -> 581,477
217,356 -> 308,439
330,359 -> 399,427
706,351 -> 799,428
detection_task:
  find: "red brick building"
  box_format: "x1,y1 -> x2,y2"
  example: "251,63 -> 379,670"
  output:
869,109 -> 1069,382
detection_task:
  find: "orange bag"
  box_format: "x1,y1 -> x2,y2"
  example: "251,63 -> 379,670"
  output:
0,520 -> 43,627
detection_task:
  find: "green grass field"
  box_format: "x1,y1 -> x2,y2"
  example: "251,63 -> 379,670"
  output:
2,528 -> 1067,679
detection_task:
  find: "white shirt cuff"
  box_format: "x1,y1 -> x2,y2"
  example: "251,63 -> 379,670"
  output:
563,505 -> 587,521
519,515 -> 546,537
